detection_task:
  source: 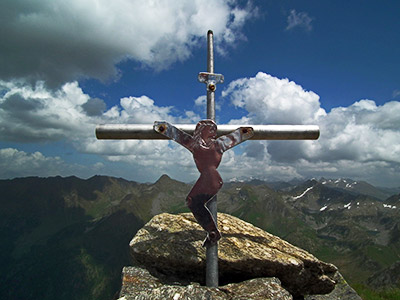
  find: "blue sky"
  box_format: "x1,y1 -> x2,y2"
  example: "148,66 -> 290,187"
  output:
1,0 -> 400,187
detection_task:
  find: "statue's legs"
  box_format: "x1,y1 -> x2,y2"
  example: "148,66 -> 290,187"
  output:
186,194 -> 221,245
186,173 -> 222,245
186,194 -> 221,243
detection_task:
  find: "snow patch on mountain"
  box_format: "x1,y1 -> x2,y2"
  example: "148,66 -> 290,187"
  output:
383,204 -> 397,209
344,202 -> 351,209
293,186 -> 314,200
320,205 -> 328,211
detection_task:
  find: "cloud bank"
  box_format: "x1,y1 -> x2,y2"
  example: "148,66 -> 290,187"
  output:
0,0 -> 255,87
0,79 -> 198,182
1,73 -> 400,186
221,72 -> 400,186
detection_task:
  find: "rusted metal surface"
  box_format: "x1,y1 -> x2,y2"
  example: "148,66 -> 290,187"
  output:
154,120 -> 254,246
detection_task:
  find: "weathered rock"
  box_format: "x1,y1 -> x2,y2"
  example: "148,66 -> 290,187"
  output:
220,277 -> 293,299
118,266 -> 293,300
304,272 -> 362,300
129,213 -> 337,297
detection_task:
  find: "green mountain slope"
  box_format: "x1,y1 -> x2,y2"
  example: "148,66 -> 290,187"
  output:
0,176 -> 143,300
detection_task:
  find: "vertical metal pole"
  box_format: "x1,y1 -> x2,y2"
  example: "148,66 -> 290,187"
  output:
207,30 -> 216,121
205,30 -> 219,288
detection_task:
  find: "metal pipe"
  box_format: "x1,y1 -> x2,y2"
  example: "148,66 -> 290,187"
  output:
206,29 -> 219,288
207,30 -> 215,121
96,124 -> 320,140
207,30 -> 214,76
206,201 -> 218,288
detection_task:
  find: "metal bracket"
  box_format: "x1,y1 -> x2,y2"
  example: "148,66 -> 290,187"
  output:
217,127 -> 254,153
154,121 -> 194,152
198,72 -> 224,92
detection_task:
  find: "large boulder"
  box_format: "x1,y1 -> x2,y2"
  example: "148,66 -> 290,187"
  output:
118,266 -> 293,300
129,213 -> 337,297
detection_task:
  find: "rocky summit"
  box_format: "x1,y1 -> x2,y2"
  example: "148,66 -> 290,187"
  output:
120,213 -> 361,299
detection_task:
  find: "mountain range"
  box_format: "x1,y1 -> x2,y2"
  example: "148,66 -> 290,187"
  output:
0,175 -> 399,299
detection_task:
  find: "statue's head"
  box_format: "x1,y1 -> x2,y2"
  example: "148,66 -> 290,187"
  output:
194,120 -> 217,141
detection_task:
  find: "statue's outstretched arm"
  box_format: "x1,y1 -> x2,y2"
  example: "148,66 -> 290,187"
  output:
154,121 -> 194,152
216,127 -> 254,153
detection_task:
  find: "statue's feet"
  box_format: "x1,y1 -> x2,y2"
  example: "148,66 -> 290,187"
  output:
202,230 -> 221,247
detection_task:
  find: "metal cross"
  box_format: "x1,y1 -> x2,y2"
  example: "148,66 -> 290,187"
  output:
96,30 -> 320,288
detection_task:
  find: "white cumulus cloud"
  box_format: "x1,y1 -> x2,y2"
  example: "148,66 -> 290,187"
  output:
222,72 -> 326,125
221,72 -> 400,186
0,0 -> 256,87
0,80 -> 201,182
2,70 -> 400,186
0,148 -> 84,179
0,80 -> 199,143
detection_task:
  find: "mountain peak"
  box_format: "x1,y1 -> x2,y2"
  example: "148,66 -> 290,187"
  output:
156,174 -> 172,183
154,174 -> 183,187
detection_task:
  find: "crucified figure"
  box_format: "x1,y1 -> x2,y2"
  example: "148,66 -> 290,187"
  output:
154,120 -> 254,246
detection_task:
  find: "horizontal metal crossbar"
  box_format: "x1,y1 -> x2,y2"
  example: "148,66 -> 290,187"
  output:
96,124 -> 320,140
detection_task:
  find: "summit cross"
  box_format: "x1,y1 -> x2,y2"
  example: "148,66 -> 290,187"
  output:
96,30 -> 320,287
